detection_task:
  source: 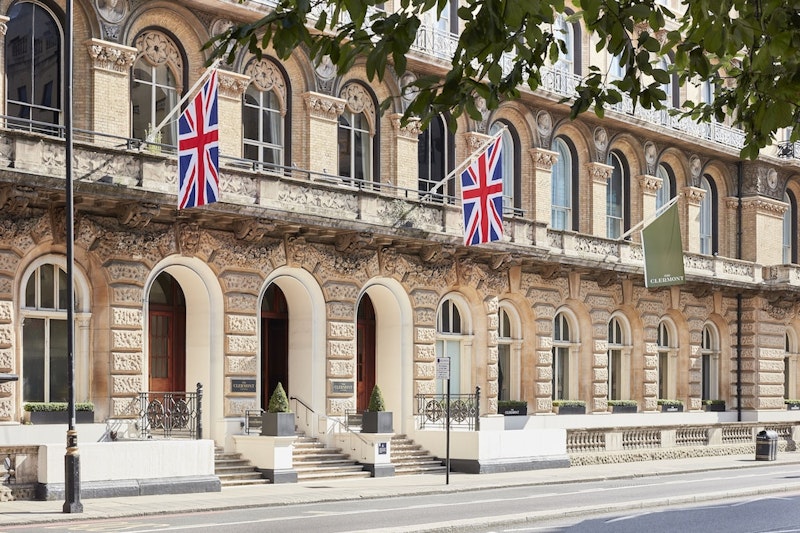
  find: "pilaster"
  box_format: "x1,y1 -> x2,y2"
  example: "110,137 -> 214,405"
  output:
530,148 -> 558,226
303,92 -> 346,177
86,39 -> 138,146
390,114 -> 421,193
682,186 -> 705,254
586,162 -> 613,237
216,70 -> 250,160
740,196 -> 788,265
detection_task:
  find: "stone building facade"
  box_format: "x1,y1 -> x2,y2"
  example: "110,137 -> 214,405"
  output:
1,0 -> 799,452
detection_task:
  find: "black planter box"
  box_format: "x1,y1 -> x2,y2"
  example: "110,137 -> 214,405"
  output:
703,403 -> 726,412
28,411 -> 94,424
261,412 -> 296,436
787,404 -> 800,411
661,404 -> 683,412
555,405 -> 586,415
498,405 -> 528,416
611,405 -> 637,413
361,411 -> 393,433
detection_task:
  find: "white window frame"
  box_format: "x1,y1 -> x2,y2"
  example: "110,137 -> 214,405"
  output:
657,319 -> 678,400
551,137 -> 573,230
552,310 -> 579,401
700,323 -> 720,401
436,295 -> 473,395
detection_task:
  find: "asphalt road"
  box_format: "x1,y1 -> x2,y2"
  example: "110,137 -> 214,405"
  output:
7,463 -> 800,533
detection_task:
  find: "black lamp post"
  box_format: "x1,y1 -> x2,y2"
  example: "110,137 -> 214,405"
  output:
63,0 -> 82,514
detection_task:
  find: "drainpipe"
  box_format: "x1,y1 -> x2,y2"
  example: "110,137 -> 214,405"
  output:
736,161 -> 743,422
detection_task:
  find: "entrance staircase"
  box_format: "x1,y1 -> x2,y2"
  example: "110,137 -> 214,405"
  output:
390,435 -> 447,475
293,433 -> 372,481
214,447 -> 269,487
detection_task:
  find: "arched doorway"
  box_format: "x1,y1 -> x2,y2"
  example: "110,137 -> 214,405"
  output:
261,283 -> 289,407
357,294 -> 376,411
148,272 -> 186,393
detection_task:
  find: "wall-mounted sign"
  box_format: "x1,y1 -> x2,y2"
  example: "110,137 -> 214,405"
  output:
436,357 -> 450,380
231,379 -> 256,394
331,381 -> 354,394
378,442 -> 387,455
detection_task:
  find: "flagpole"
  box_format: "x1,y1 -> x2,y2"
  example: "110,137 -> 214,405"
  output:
144,58 -> 222,145
618,194 -> 679,241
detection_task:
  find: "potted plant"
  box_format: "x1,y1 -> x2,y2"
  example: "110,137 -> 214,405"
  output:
362,385 -> 393,433
261,383 -> 295,436
552,400 -> 586,415
24,402 -> 94,424
703,399 -> 726,412
658,399 -> 684,412
498,400 -> 528,416
785,399 -> 800,411
608,399 -> 638,413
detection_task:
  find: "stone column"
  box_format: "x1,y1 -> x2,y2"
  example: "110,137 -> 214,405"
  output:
682,186 -> 705,254
740,196 -> 788,265
303,92 -> 346,177
216,70 -> 250,160
86,39 -> 138,147
390,114 -> 421,194
530,148 -> 558,226
586,162 -> 613,237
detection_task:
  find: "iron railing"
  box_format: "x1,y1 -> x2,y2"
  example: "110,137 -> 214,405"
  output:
139,383 -> 202,439
416,386 -> 480,430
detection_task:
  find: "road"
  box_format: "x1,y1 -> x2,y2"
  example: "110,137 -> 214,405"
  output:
5,463 -> 800,532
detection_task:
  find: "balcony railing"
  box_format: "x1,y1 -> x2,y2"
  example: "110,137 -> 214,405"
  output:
416,387 -> 480,430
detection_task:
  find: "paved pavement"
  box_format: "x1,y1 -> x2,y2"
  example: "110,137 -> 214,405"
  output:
2,453 -> 800,528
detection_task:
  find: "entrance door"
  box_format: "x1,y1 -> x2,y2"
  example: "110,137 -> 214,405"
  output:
148,272 -> 186,393
261,284 -> 289,408
356,295 -> 376,411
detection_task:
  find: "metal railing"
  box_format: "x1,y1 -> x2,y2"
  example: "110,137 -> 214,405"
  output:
415,386 -> 481,430
244,409 -> 264,435
139,383 -> 202,439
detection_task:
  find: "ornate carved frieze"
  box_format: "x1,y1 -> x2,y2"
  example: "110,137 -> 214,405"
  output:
464,131 -> 489,153
682,186 -> 706,205
86,39 -> 137,73
335,232 -> 373,253
638,174 -> 662,193
234,218 -> 275,242
244,59 -> 286,109
0,185 -> 36,217
176,222 -> 201,256
304,91 -> 346,122
739,196 -> 788,215
217,69 -> 250,100
530,148 -> 558,170
340,83 -> 376,134
118,203 -> 159,229
391,114 -> 421,139
585,162 -> 613,183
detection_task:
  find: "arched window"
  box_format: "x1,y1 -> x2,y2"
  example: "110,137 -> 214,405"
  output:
606,151 -> 629,239
552,311 -> 577,400
418,114 -> 453,201
436,297 -> 470,395
435,0 -> 458,34
338,83 -> 376,184
658,56 -> 680,108
497,307 -> 512,401
607,316 -> 631,401
699,175 -> 717,255
489,121 -> 519,214
131,31 -> 183,146
21,260 -> 89,403
609,51 -> 626,81
552,14 -> 575,74
783,191 -> 797,264
551,137 -> 576,230
701,324 -> 720,401
785,333 -> 793,400
243,59 -> 287,168
657,320 -> 677,400
5,1 -> 62,132
656,163 -> 675,210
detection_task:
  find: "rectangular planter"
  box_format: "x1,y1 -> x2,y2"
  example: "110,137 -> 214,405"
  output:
28,411 -> 94,424
555,405 -> 586,415
498,405 -> 527,416
703,403 -> 726,412
361,411 -> 393,433
661,404 -> 683,412
611,405 -> 637,414
787,404 -> 800,411
261,412 -> 296,436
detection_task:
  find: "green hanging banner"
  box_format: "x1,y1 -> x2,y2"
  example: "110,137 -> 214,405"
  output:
641,201 -> 685,288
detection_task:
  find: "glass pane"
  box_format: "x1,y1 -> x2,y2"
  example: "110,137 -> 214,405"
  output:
131,66 -> 153,140
6,3 -> 35,111
498,344 -> 510,401
354,129 -> 369,181
57,266 -> 68,310
49,319 -> 68,402
40,265 -> 54,309
659,352 -> 668,399
338,116 -> 351,178
23,317 -> 45,402
445,339 -> 460,394
242,94 -> 260,143
25,272 -> 35,307
451,304 -> 461,334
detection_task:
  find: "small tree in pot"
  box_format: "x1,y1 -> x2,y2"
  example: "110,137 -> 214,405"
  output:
261,383 -> 295,436
362,385 -> 393,433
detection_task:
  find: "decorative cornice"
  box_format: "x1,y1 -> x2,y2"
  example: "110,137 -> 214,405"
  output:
0,184 -> 36,216
740,196 -> 789,215
682,186 -> 705,205
530,148 -> 558,171
86,38 -> 137,73
390,114 -> 421,139
585,162 -> 613,184
303,92 -> 346,122
234,218 -> 275,242
118,202 -> 160,228
637,174 -> 662,193
217,69 -> 250,101
464,132 -> 490,153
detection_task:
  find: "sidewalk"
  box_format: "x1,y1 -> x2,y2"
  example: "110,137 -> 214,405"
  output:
2,453 -> 800,527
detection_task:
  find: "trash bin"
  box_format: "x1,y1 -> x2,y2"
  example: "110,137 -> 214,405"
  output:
756,429 -> 778,461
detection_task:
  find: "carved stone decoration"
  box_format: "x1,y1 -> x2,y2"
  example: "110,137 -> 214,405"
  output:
419,244 -> 442,263
0,16 -> 8,37
536,110 -> 553,148
118,203 -> 160,229
176,222 -> 201,256
585,162 -> 613,183
49,208 -> 67,246
0,185 -> 36,217
638,174 -> 662,193
689,155 -> 702,184
593,127 -> 609,160
134,31 -> 183,90
595,271 -> 616,288
683,185 -> 706,205
87,39 -> 137,72
234,219 -> 274,242
335,232 -> 373,253
96,0 -> 127,24
644,141 -> 657,175
340,83 -> 376,135
742,163 -> 783,198
303,92 -> 346,122
210,18 -> 235,38
216,70 -> 250,100
391,114 -> 421,140
244,59 -> 287,114
530,148 -> 558,171
473,97 -> 490,134
399,71 -> 417,111
102,23 -> 120,41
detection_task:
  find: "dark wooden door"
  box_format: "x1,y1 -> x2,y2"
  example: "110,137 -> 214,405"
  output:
261,284 -> 289,408
357,295 -> 376,411
148,273 -> 186,393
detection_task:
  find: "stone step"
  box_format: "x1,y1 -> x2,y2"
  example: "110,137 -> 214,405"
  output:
214,448 -> 269,487
297,469 -> 371,481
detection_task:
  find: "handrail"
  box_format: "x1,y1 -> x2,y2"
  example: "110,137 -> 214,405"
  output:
289,396 -> 369,447
289,395 -> 314,414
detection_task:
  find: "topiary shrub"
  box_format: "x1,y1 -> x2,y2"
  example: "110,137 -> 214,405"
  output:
267,383 -> 290,413
367,385 -> 386,412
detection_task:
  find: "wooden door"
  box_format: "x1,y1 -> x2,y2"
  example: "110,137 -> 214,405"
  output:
261,284 -> 289,408
148,273 -> 186,393
357,295 -> 376,411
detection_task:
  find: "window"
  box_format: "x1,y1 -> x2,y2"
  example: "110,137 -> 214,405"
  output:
699,175 -> 717,255
784,191 -> 797,264
497,308 -> 512,401
657,320 -> 677,400
552,312 -> 575,400
606,151 -> 628,239
22,263 -> 72,402
338,83 -> 375,183
607,317 -> 624,400
5,1 -> 62,131
436,298 -> 470,395
609,52 -> 626,81
552,14 -> 575,73
418,114 -> 453,201
489,121 -> 519,214
701,324 -> 720,401
785,333 -> 792,400
435,0 -> 458,34
243,59 -> 286,168
656,163 -> 675,211
131,31 -> 182,146
700,79 -> 714,105
658,56 -> 680,108
551,137 -> 575,230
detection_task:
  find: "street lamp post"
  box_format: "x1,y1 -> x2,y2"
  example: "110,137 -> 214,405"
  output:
63,0 -> 82,514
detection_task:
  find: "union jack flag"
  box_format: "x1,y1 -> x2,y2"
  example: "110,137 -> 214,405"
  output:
460,136 -> 504,246
178,69 -> 219,209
